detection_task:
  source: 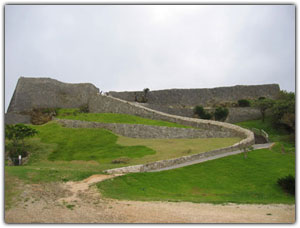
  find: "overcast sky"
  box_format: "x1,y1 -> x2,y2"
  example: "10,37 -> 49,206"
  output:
5,5 -> 295,111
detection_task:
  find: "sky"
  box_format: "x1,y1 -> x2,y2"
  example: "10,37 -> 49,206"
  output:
5,4 -> 295,111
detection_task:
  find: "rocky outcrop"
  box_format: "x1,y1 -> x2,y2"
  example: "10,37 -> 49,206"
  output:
7,77 -> 99,113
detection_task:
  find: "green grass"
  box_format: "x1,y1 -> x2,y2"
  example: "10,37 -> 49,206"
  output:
117,136 -> 241,164
56,109 -> 190,128
5,122 -> 239,185
32,122 -> 155,164
236,118 -> 295,152
97,143 -> 295,204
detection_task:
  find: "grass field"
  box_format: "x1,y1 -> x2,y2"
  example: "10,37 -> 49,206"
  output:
236,118 -> 295,151
97,143 -> 295,204
117,136 -> 241,164
56,109 -> 190,128
97,118 -> 295,204
5,121 -> 240,184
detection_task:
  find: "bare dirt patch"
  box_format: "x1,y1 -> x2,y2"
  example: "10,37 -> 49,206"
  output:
5,174 -> 295,224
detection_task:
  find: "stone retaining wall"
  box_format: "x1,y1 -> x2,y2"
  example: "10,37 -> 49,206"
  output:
88,94 -> 255,174
89,95 -> 254,140
55,119 -> 235,138
105,143 -> 245,174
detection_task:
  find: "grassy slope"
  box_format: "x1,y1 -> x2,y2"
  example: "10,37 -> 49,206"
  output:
117,136 -> 241,164
56,109 -> 190,128
5,118 -> 240,183
98,143 -> 295,204
236,118 -> 295,151
98,119 -> 295,204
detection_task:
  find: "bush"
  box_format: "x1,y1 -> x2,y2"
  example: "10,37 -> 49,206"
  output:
79,104 -> 89,113
238,99 -> 251,107
214,107 -> 229,121
277,175 -> 295,195
194,106 -> 212,120
5,124 -> 38,164
111,157 -> 130,164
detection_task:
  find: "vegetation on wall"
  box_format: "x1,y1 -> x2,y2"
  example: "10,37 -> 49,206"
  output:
238,99 -> 251,107
214,107 -> 229,121
193,105 -> 212,120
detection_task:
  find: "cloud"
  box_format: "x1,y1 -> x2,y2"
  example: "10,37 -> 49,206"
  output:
5,5 -> 295,111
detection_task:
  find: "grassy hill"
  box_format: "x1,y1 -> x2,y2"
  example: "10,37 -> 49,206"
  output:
56,109 -> 190,128
5,112 -> 241,209
97,119 -> 295,204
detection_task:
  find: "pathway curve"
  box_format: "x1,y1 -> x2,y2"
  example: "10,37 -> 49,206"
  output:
5,170 -> 294,223
150,143 -> 275,172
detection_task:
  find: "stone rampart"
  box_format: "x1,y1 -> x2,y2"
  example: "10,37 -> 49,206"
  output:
139,104 -> 261,123
55,119 -> 235,138
7,77 -> 99,113
89,95 -> 254,144
109,84 -> 280,106
5,112 -> 31,124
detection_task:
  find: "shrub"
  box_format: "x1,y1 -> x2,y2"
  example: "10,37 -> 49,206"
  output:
79,104 -> 89,113
111,157 -> 130,164
238,99 -> 251,107
277,175 -> 295,195
194,106 -> 212,120
5,124 -> 38,164
214,107 -> 229,121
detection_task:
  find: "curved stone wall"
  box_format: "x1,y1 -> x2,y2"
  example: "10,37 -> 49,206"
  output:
88,94 -> 255,174
55,119 -> 236,139
105,143 -> 246,174
89,94 -> 254,143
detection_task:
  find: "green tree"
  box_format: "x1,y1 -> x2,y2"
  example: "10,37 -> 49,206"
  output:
214,107 -> 229,121
194,106 -> 212,120
238,99 -> 251,107
254,98 -> 275,122
271,91 -> 295,131
5,124 -> 38,161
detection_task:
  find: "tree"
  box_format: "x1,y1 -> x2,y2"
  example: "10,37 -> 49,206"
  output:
194,106 -> 212,120
270,91 -> 295,132
142,88 -> 150,103
5,124 -> 38,162
238,99 -> 250,107
214,107 -> 229,121
254,98 -> 274,122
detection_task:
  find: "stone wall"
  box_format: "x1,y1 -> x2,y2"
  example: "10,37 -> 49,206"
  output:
55,119 -> 235,138
225,107 -> 261,123
109,84 -> 280,106
89,94 -> 254,143
7,77 -> 99,113
5,112 -> 31,124
105,143 -> 245,174
139,104 -> 261,123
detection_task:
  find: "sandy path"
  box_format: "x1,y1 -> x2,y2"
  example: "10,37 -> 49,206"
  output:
5,174 -> 295,224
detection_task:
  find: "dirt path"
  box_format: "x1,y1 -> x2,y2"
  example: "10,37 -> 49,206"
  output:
5,174 -> 295,224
